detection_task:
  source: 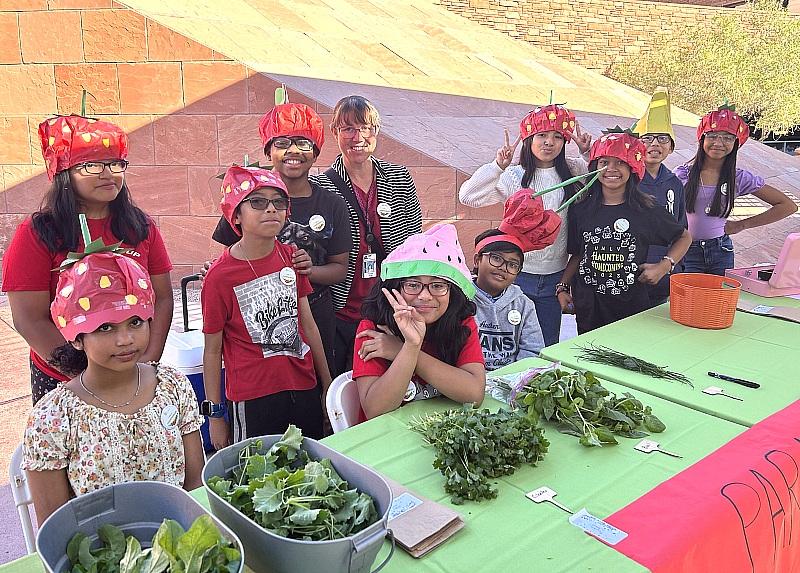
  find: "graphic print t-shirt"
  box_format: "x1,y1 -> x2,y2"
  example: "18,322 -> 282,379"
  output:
567,199 -> 684,332
351,317 -> 484,407
211,182 -> 352,296
201,242 -> 316,402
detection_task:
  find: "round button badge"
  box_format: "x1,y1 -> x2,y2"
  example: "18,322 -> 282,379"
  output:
403,381 -> 417,402
161,405 -> 179,430
309,214 -> 326,232
279,267 -> 296,286
614,218 -> 630,233
508,309 -> 522,325
377,202 -> 392,218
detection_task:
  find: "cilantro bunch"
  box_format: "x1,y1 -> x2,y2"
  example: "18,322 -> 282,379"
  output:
410,406 -> 549,505
207,425 -> 378,541
513,369 -> 666,447
66,515 -> 241,573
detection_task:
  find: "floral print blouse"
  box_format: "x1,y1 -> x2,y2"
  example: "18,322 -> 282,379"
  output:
22,363 -> 203,495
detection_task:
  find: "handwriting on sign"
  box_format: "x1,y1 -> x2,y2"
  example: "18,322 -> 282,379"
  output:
720,437 -> 800,572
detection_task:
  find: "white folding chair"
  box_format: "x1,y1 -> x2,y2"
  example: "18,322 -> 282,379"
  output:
9,443 -> 36,554
325,371 -> 362,433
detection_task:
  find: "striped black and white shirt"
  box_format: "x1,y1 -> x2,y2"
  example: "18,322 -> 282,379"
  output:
312,155 -> 421,312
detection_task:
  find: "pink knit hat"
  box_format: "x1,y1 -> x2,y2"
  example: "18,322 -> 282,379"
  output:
381,224 -> 475,299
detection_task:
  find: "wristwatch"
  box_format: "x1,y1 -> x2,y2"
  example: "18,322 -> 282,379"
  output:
555,282 -> 571,295
661,256 -> 676,272
200,400 -> 226,418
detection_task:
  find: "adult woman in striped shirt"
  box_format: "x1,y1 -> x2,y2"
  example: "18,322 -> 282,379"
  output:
314,96 -> 421,376
458,105 -> 592,347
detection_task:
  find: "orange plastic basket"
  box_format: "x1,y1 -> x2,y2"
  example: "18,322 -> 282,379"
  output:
669,273 -> 741,329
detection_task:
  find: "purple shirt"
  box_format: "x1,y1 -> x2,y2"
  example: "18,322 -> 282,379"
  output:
675,165 -> 765,240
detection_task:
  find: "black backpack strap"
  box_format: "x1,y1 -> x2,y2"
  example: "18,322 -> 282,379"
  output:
324,167 -> 387,260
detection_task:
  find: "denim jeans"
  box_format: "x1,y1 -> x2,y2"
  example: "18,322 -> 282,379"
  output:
514,270 -> 563,347
681,235 -> 735,276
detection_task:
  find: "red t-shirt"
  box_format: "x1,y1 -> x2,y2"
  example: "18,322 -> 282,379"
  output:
352,316 -> 484,411
336,179 -> 382,323
1,216 -> 173,380
201,242 -> 317,402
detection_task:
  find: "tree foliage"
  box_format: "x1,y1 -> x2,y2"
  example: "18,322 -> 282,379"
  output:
607,0 -> 800,137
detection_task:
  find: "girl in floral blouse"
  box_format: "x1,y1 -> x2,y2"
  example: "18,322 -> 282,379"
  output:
22,225 -> 204,523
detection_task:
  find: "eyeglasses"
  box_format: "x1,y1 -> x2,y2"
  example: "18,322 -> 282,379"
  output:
640,135 -> 672,145
483,252 -> 522,275
74,160 -> 129,175
704,132 -> 737,145
240,197 -> 289,211
271,137 -> 315,152
400,280 -> 451,297
336,125 -> 379,139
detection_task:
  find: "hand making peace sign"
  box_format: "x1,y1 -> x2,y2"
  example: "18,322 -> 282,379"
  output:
573,119 -> 593,155
382,287 -> 425,348
495,128 -> 522,170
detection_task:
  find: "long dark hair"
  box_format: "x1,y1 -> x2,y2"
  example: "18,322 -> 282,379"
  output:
31,171 -> 150,253
519,136 -> 578,204
361,277 -> 477,365
581,159 -> 654,211
49,341 -> 87,377
684,137 -> 739,217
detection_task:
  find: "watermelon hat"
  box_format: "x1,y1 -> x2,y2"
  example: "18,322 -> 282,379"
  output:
381,224 -> 476,300
590,127 -> 647,180
259,103 -> 325,154
519,104 -> 577,143
39,115 -> 128,181
51,215 -> 154,342
697,103 -> 749,147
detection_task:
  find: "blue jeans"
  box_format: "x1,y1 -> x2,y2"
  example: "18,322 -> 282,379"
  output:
681,235 -> 735,276
515,270 -> 563,347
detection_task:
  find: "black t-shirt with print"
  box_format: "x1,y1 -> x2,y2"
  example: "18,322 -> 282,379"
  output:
567,199 -> 684,333
212,182 -> 353,293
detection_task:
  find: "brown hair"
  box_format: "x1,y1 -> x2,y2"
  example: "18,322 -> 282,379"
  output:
331,95 -> 381,130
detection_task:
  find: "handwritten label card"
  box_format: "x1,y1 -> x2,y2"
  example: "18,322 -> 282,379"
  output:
569,508 -> 629,545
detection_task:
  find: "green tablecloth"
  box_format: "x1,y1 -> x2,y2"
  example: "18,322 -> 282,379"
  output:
541,294 -> 800,427
2,359 -> 745,573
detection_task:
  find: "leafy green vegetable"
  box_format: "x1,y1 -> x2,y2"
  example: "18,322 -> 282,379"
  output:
505,368 -> 666,447
65,515 -> 240,573
409,405 -> 549,505
207,424 -> 379,541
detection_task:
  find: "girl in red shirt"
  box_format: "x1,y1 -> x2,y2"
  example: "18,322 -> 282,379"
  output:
2,116 -> 173,403
352,224 -> 486,419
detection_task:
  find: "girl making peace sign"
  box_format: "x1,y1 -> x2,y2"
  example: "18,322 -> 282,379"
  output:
459,105 -> 592,346
352,225 -> 486,419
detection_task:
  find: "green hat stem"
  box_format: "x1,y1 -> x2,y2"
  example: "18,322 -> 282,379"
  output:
531,165 -> 606,198
555,168 -> 605,213
57,214 -> 124,270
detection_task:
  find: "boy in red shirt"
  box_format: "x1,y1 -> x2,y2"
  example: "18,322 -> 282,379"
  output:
201,166 -> 331,446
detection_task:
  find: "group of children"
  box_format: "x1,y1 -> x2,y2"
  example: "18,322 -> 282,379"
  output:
8,88 -> 796,523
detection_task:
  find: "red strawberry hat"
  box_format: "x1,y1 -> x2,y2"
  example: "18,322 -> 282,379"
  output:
590,127 -> 647,180
39,115 -> 128,181
477,190 -> 562,254
519,104 -> 577,143
50,215 -> 154,342
220,165 -> 289,236
259,103 -> 325,153
697,103 -> 749,147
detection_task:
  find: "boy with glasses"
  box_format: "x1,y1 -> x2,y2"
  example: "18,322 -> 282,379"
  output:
201,166 -> 331,447
633,88 -> 688,305
471,192 -> 561,368
212,103 -> 352,375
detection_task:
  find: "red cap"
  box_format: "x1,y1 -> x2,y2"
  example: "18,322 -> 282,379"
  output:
259,103 -> 325,153
476,190 -> 562,253
519,104 -> 576,143
697,105 -> 749,147
39,115 -> 128,181
220,166 -> 288,237
590,129 -> 647,180
51,252 -> 154,342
